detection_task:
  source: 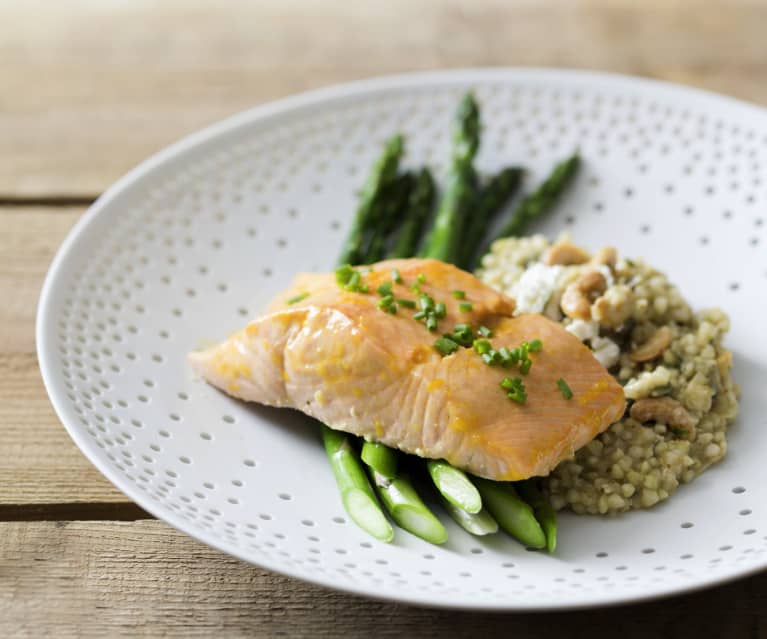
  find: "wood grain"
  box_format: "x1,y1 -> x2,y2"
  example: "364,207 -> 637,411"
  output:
3,0 -> 767,197
0,207 -> 128,505
0,352 -> 128,505
1,520 -> 766,638
0,208 -> 81,353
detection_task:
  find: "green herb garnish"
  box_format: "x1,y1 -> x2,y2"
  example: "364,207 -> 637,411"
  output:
434,337 -> 460,356
459,302 -> 473,313
452,290 -> 466,299
335,264 -> 369,293
501,377 -> 527,404
287,292 -> 309,305
557,378 -> 573,400
377,281 -> 393,296
391,268 -> 403,284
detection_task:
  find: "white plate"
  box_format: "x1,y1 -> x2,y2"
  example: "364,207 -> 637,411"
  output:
37,69 -> 767,610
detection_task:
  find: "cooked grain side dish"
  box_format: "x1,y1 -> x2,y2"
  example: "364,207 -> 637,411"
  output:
479,234 -> 739,514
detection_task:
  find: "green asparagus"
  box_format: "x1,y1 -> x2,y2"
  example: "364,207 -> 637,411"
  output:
419,93 -> 480,263
473,477 -> 546,549
426,460 -> 482,514
388,168 -> 436,259
364,172 -> 415,262
337,134 -> 404,266
494,153 -> 580,242
459,167 -> 524,270
368,470 -> 448,545
321,426 -> 394,542
517,480 -> 557,553
361,441 -> 398,480
440,498 -> 499,536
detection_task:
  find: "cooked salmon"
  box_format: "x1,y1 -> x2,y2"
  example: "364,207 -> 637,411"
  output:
189,258 -> 626,480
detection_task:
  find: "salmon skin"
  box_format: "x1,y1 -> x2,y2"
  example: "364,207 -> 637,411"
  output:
189,258 -> 626,480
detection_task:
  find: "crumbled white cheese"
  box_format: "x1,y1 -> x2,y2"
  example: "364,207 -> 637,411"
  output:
511,263 -> 562,316
591,336 -> 621,369
566,319 -> 599,342
623,366 -> 672,400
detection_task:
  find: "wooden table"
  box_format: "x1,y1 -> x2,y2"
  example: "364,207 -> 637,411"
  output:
3,1 -> 767,636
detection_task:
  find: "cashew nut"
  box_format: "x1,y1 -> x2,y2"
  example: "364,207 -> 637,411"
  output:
560,271 -> 607,320
543,239 -> 591,266
629,397 -> 696,440
590,246 -> 618,270
592,285 -> 635,329
629,326 -> 674,362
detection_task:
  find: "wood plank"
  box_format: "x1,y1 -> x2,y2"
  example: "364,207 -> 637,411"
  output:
3,1 -> 767,196
1,520 -> 765,638
0,352 -> 128,505
0,208 -> 81,353
0,207 -> 128,505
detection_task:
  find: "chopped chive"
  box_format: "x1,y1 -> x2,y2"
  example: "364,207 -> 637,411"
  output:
386,304 -> 397,314
510,347 -> 520,362
377,294 -> 394,308
500,377 -> 523,391
434,337 -> 460,356
413,311 -> 426,320
451,324 -> 475,347
426,315 -> 438,331
452,290 -> 466,299
557,378 -> 573,400
335,264 -> 369,294
498,347 -> 515,366
529,338 -> 543,352
391,268 -> 403,284
417,273 -> 426,284
410,283 -> 421,294
473,339 -> 492,355
481,352 -> 499,365
434,302 -> 447,319
335,264 -> 354,286
419,294 -> 435,311
519,342 -> 529,359
519,359 -> 532,375
377,281 -> 393,296
507,389 -> 527,404
286,292 -> 309,305
396,299 -> 416,309
459,302 -> 473,313
478,326 -> 493,338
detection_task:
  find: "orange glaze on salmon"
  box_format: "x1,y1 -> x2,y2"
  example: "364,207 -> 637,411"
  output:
189,259 -> 626,480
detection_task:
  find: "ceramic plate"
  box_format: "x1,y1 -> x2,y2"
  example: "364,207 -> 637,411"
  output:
37,69 -> 767,610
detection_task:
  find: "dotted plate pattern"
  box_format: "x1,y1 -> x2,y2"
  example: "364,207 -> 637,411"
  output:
37,70 -> 767,610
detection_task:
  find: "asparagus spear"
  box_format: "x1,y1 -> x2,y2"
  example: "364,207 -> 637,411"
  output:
368,469 -> 448,545
426,460 -> 482,514
321,426 -> 394,542
364,172 -> 415,263
517,480 -> 557,553
419,93 -> 480,263
440,498 -> 499,536
337,134 -> 404,266
473,477 -> 547,549
459,167 -> 524,270
388,168 -> 436,259
361,441 -> 398,480
493,153 -> 580,243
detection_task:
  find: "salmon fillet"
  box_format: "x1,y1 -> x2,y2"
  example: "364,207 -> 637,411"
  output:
189,258 -> 626,480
